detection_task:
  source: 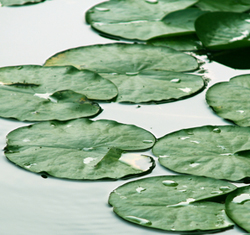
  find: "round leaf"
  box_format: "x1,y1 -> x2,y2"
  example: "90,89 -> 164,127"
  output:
5,118 -> 156,180
153,125 -> 250,181
45,43 -> 201,103
109,175 -> 236,232
195,12 -> 250,50
206,74 -> 250,127
226,185 -> 250,232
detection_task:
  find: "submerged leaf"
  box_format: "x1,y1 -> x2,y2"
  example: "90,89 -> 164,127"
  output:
0,0 -> 43,6
153,125 -> 250,181
5,119 -> 156,180
226,185 -> 250,232
0,65 -> 118,121
109,175 -> 235,232
45,43 -> 202,103
206,74 -> 250,127
195,12 -> 250,50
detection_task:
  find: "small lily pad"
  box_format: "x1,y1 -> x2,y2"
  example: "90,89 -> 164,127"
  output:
153,125 -> 250,181
206,74 -> 250,127
109,175 -> 236,232
226,185 -> 250,232
45,43 -> 202,103
195,12 -> 250,50
5,118 -> 156,180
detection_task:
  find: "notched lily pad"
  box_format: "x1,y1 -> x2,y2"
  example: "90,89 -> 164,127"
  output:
5,118 -> 156,180
226,185 -> 250,232
45,43 -> 202,103
195,12 -> 250,50
0,0 -> 43,6
109,175 -> 236,232
0,65 -> 118,121
206,74 -> 250,127
153,125 -> 250,181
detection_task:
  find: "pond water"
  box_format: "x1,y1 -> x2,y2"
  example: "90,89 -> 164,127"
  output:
0,0 -> 249,234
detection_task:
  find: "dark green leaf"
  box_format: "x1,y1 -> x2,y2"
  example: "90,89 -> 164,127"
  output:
0,0 -> 43,6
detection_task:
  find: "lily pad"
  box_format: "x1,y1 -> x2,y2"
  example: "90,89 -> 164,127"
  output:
5,118 -> 156,180
45,43 -> 202,103
109,175 -> 236,232
196,0 -> 250,12
206,74 -> 250,127
0,0 -> 43,6
153,125 -> 250,181
226,185 -> 250,232
0,65 -> 119,121
87,6 -> 204,41
195,12 -> 250,50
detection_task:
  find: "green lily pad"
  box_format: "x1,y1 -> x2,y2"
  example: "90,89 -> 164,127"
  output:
87,6 -> 204,41
206,74 -> 250,127
153,125 -> 250,181
195,12 -> 250,50
45,43 -> 202,103
196,0 -> 250,12
0,0 -> 43,6
5,118 -> 156,180
0,65 -> 119,121
148,34 -> 203,51
226,185 -> 250,232
109,175 -> 236,232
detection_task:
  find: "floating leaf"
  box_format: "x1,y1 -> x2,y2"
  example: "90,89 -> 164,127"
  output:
226,185 -> 250,232
206,74 -> 250,127
0,65 -> 119,121
45,43 -> 202,103
196,0 -> 250,13
153,125 -> 250,181
0,0 -> 43,6
195,12 -> 250,50
109,175 -> 235,232
5,119 -> 156,180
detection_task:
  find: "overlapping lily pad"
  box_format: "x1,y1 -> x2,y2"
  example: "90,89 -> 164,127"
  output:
206,74 -> 250,126
45,43 -> 203,103
86,1 -> 202,41
153,125 -> 250,181
226,185 -> 250,232
196,0 -> 250,13
195,12 -> 250,50
5,118 -> 156,180
0,65 -> 118,121
0,0 -> 43,6
109,175 -> 236,232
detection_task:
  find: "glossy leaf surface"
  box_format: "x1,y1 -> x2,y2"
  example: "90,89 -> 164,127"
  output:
5,119 -> 156,180
45,43 -> 202,103
195,12 -> 250,50
109,175 -> 235,232
226,185 -> 250,232
206,74 -> 250,126
153,125 -> 250,181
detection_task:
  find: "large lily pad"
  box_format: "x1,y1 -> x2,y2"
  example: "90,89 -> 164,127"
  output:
196,0 -> 250,13
87,6 -> 204,41
0,65 -> 119,121
152,125 -> 250,181
5,118 -> 156,180
206,74 -> 250,127
226,185 -> 250,232
109,175 -> 236,232
45,43 -> 202,103
195,12 -> 250,50
0,0 -> 43,6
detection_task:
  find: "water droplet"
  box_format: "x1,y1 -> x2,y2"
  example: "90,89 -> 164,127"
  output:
170,78 -> 181,83
200,187 -> 205,190
23,139 -> 30,142
83,157 -> 96,164
190,140 -> 200,144
213,128 -> 221,133
162,180 -> 178,187
34,93 -> 57,103
167,198 -> 195,207
95,7 -> 110,12
236,110 -> 245,114
180,136 -> 189,140
24,163 -> 37,169
233,193 -> 250,204
145,0 -> 158,3
67,124 -> 72,128
211,191 -> 221,195
82,147 -> 94,151
136,186 -> 146,193
159,155 -> 169,158
217,145 -> 226,150
220,153 -> 234,156
245,19 -> 250,23
179,189 -> 186,192
125,216 -> 152,225
143,140 -> 154,143
189,162 -> 200,168
31,111 -> 39,114
178,87 -> 192,93
126,72 -> 139,76
219,186 -> 231,192
187,132 -> 194,135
